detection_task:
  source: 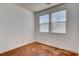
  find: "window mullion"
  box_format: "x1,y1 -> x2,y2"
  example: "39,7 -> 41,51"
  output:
49,13 -> 51,33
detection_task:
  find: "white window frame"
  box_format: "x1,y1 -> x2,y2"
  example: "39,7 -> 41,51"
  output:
38,10 -> 67,34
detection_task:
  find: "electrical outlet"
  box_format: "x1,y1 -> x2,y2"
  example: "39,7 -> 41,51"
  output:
23,40 -> 24,42
16,41 -> 19,44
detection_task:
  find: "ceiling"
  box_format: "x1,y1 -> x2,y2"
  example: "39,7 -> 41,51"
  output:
15,3 -> 60,12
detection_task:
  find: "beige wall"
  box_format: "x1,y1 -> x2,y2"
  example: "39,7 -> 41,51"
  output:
0,3 -> 34,53
35,3 -> 79,52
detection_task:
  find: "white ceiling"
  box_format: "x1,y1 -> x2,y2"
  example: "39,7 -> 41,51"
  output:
15,3 -> 60,12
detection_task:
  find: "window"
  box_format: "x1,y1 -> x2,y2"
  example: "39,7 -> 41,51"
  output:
39,10 -> 66,34
39,14 -> 49,32
51,10 -> 66,33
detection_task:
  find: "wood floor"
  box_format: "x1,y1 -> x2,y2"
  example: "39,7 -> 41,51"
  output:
0,42 -> 78,56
